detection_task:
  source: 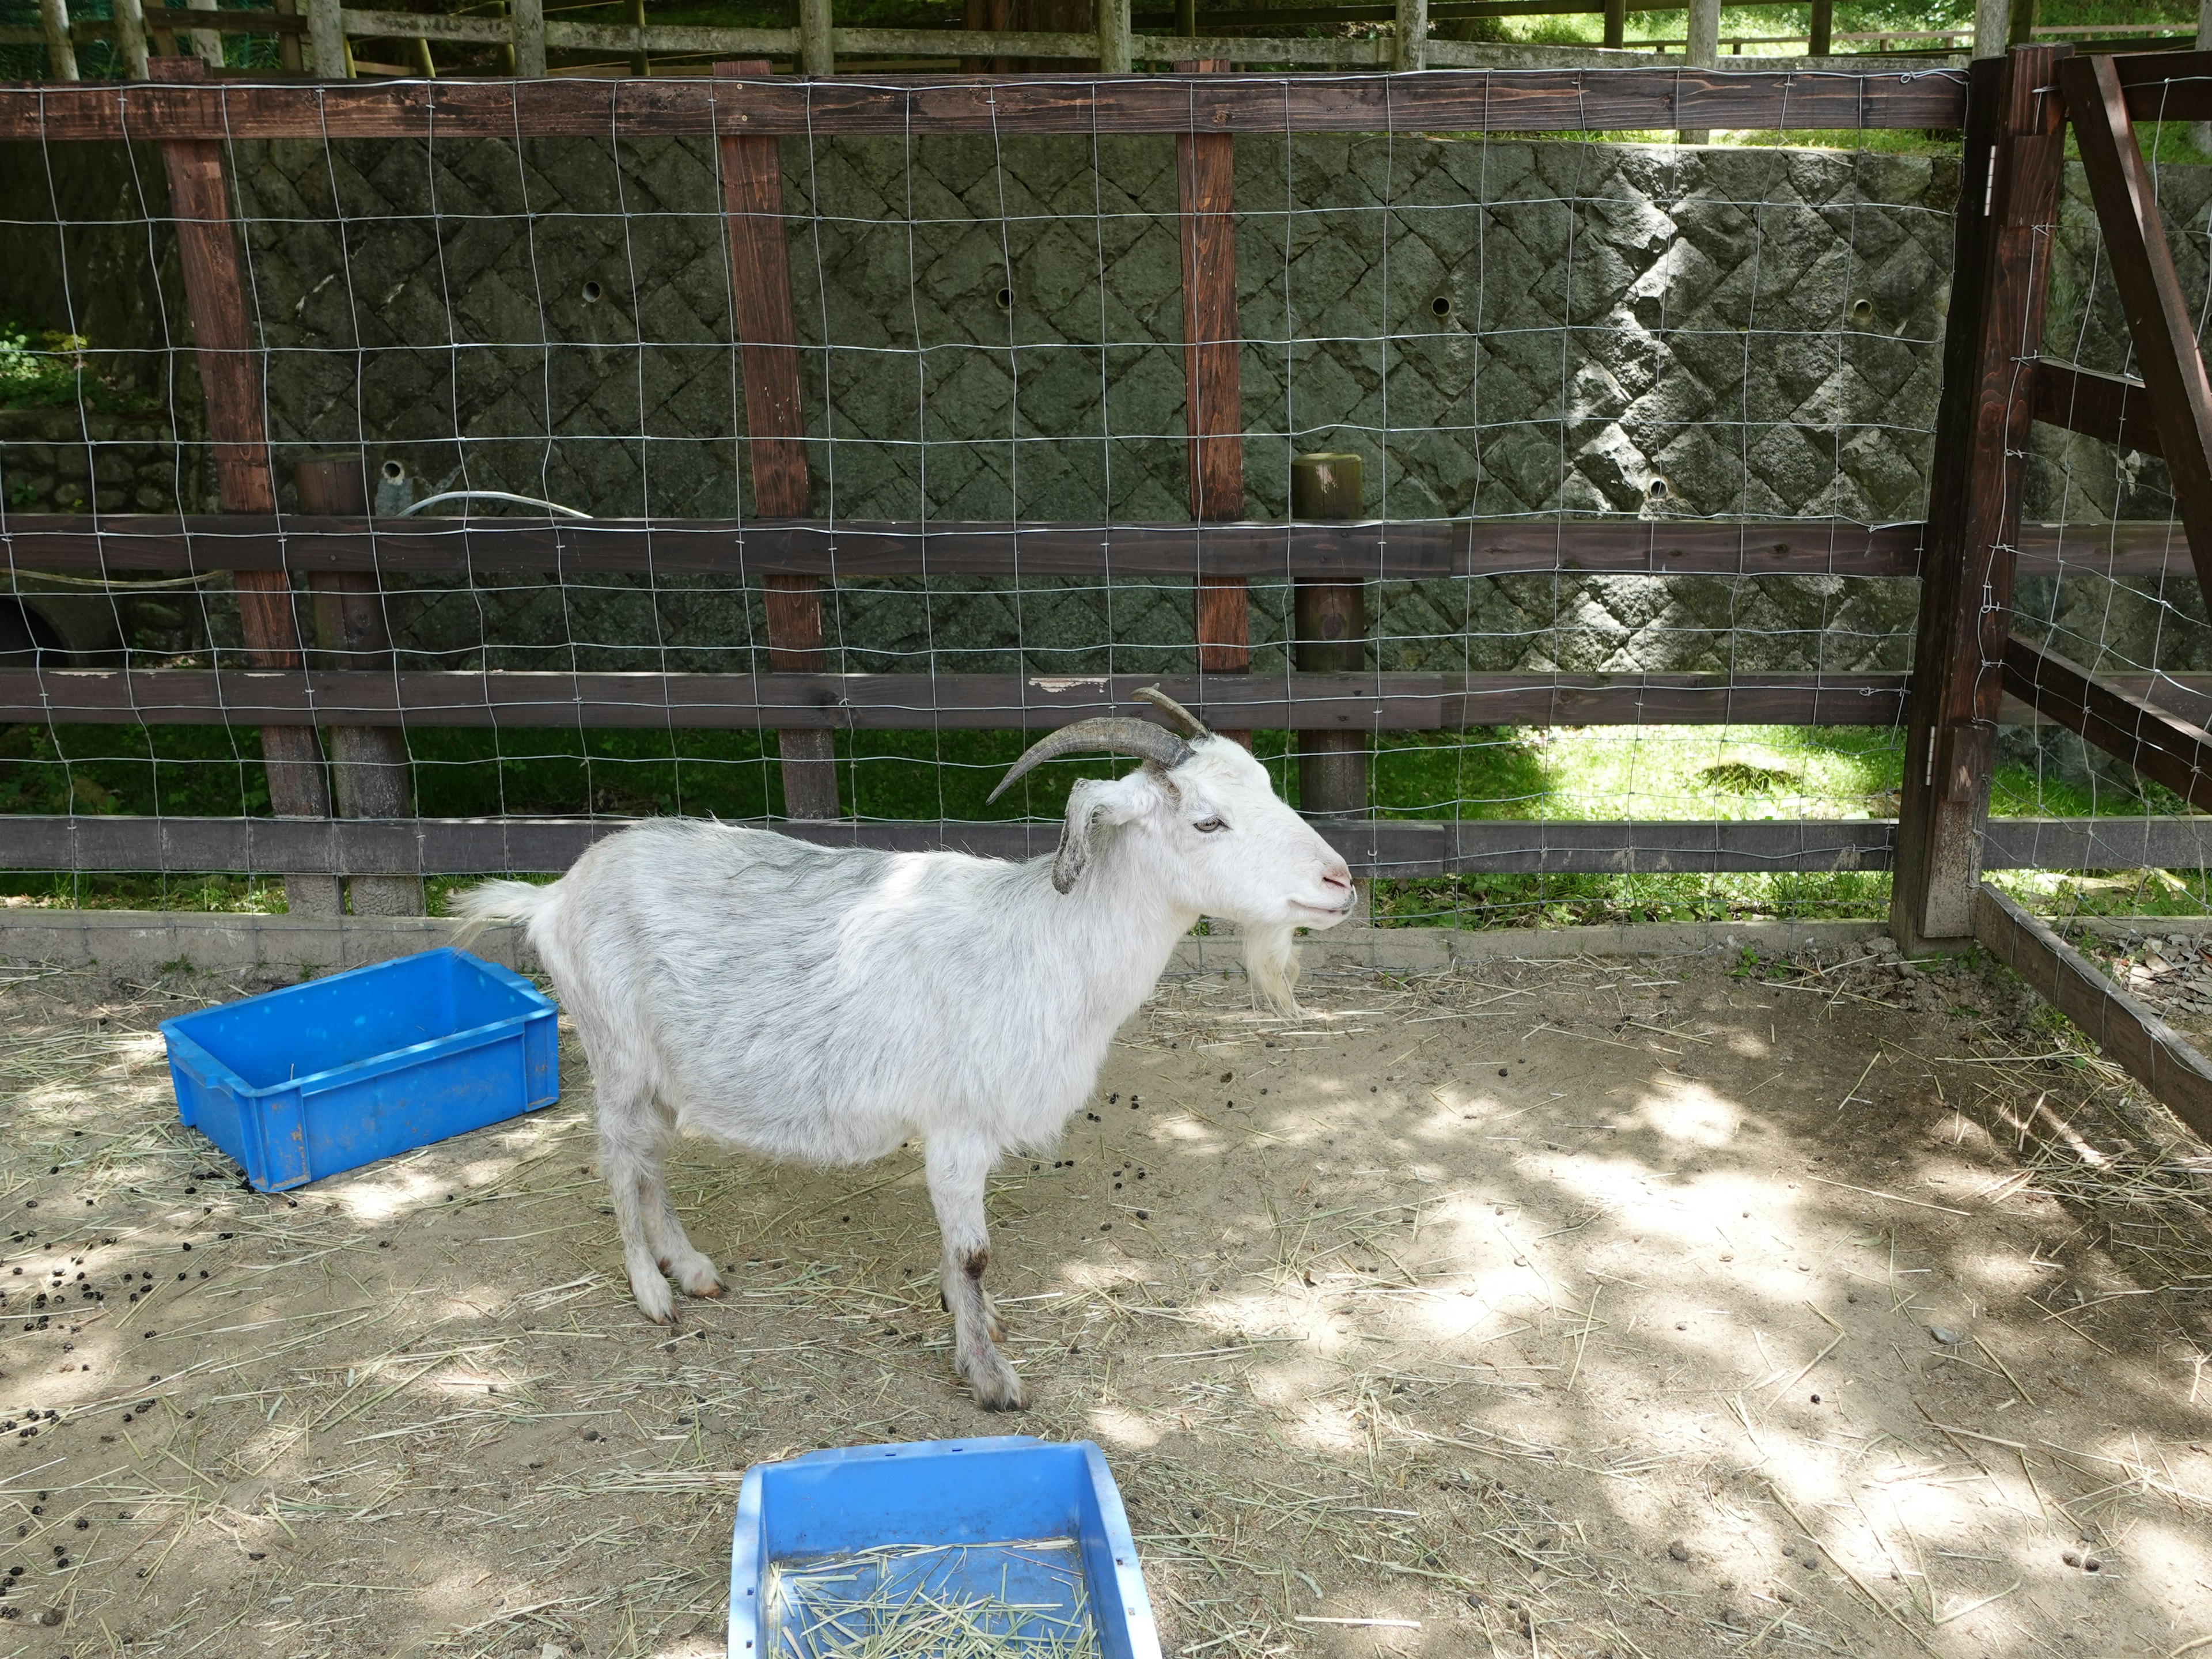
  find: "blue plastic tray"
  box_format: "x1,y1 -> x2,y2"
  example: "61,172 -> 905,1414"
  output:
161,948 -> 559,1191
730,1436 -> 1160,1659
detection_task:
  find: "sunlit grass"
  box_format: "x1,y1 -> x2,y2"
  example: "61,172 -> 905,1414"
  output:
4,721 -> 2202,921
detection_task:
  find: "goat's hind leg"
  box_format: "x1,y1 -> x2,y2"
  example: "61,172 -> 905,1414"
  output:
925,1137 -> 1025,1411
650,1178 -> 722,1300
595,1074 -> 692,1322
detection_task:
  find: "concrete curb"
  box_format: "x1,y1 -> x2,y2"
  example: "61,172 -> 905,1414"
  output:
0,908 -> 1905,985
0,910 -> 538,980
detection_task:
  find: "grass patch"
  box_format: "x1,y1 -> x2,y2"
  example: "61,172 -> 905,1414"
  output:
6,720 -> 2203,925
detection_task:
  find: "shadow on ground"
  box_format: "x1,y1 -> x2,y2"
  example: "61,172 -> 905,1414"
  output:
1,938 -> 2208,1657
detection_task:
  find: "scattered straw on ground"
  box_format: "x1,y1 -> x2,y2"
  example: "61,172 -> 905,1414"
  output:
2,936 -> 2211,1657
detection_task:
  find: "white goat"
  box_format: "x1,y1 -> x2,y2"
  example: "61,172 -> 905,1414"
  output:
450,689 -> 1353,1408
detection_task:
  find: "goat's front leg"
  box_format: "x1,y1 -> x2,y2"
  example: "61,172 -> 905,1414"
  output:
925,1136 -> 1025,1411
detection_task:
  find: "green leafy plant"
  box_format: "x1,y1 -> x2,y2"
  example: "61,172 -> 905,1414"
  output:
0,311 -> 160,413
0,317 -> 88,409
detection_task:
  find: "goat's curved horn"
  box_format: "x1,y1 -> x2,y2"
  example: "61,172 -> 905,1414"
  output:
987,717 -> 1194,803
1132,684 -> 1212,739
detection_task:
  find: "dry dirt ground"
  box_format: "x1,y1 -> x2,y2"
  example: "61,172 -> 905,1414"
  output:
3,937 -> 2212,1659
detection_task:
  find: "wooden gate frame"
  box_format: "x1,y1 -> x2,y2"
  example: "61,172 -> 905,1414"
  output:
1885,45 -> 2212,1138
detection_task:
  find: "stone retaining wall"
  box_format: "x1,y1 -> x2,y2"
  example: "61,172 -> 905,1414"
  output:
6,132 -> 2207,700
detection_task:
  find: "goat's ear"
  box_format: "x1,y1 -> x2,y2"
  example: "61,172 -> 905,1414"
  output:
1051,774 -> 1156,894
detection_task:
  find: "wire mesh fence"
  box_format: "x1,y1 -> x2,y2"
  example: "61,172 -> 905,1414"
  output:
1994,61 -> 2212,941
8,62 -> 2200,930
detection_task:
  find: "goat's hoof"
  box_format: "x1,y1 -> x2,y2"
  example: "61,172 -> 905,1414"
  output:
668,1253 -> 724,1298
961,1350 -> 1027,1411
630,1277 -> 676,1325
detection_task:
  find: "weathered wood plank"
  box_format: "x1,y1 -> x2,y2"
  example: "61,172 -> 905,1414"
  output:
1976,882 -> 2212,1142
0,814 -> 1902,876
1178,67 -> 1241,527
0,515 -> 1929,579
23,661 -> 2212,730
2032,359 -> 2162,457
11,813 -> 2212,878
2001,633 -> 2212,812
296,454 -> 421,915
2113,48 -> 2212,122
0,668 -> 1925,728
717,59 -> 838,820
1892,45 -> 2068,952
0,68 -> 1972,143
1982,815 -> 2212,870
150,56 -> 335,912
24,509 -> 2212,583
2063,51 -> 2212,596
1176,60 -> 1249,741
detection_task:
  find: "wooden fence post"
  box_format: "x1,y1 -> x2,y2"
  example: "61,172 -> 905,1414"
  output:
1807,0 -> 1832,55
150,57 -> 341,915
306,0 -> 345,77
113,0 -> 148,78
1292,452 -> 1366,817
716,60 -> 839,820
2198,0 -> 2212,154
798,0 -> 832,74
510,0 -> 546,77
296,454 -> 423,915
1603,0 -> 1627,50
1972,0 -> 2008,56
1680,0 -> 1719,139
1177,59 -> 1249,745
273,0 -> 302,73
1891,43 -> 2067,953
40,0 -> 78,81
1394,0 -> 1427,69
1097,0 -> 1131,73
184,0 -> 224,67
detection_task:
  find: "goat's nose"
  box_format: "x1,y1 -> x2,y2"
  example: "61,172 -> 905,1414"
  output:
1321,866 -> 1352,893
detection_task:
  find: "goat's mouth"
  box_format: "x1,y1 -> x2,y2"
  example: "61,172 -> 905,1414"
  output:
1291,895 -> 1358,919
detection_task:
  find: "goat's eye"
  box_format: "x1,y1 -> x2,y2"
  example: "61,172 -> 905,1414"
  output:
1194,817 -> 1227,834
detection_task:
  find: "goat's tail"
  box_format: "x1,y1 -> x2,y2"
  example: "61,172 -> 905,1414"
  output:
445,877 -> 559,955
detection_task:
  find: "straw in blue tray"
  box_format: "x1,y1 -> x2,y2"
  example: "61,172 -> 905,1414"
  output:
769,1539 -> 1103,1659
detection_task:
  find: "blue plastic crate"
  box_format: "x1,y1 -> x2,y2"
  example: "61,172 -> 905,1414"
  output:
730,1436 -> 1160,1659
161,948 -> 559,1192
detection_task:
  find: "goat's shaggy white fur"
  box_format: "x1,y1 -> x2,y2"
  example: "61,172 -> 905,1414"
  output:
450,734 -> 1352,1407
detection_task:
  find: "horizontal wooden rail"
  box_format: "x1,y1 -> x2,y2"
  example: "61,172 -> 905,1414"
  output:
337,7 -> 798,55
1976,882 -> 2212,1138
0,668 -> 1912,729
2001,634 -> 2212,812
0,67 -> 1971,142
0,514 -> 1928,579
3,813 -> 2208,876
12,513 -> 2212,582
0,4 -> 310,39
2033,359 -> 2161,456
2115,49 -> 2212,121
8,663 -> 2207,730
1134,0 -> 1721,20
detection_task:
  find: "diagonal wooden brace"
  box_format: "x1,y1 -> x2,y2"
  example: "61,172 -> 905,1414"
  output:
2061,51 -> 2212,597
2001,634 -> 2212,813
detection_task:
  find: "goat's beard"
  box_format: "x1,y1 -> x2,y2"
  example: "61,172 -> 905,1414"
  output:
1241,921 -> 1303,1018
